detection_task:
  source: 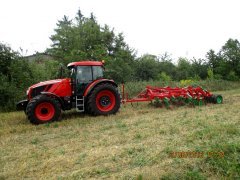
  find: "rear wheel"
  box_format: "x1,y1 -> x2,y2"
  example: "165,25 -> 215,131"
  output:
26,95 -> 61,124
86,83 -> 120,115
215,95 -> 223,104
212,95 -> 223,104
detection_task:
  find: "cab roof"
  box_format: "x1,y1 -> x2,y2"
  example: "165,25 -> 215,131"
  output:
67,61 -> 103,67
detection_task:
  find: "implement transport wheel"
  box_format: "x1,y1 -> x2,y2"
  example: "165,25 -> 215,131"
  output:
26,95 -> 61,124
87,83 -> 120,115
212,95 -> 223,104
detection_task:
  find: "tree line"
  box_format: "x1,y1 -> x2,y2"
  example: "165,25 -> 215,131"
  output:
1,9 -> 240,111
46,9 -> 240,82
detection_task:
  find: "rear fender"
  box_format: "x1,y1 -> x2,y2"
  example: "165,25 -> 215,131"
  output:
83,79 -> 118,97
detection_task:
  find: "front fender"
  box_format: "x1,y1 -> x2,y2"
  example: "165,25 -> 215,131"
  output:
41,92 -> 66,110
16,99 -> 29,111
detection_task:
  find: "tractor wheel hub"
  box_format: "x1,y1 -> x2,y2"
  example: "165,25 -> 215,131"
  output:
41,108 -> 48,114
99,96 -> 111,106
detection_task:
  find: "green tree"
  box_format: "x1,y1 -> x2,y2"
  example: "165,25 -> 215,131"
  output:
226,70 -> 238,81
158,53 -> 177,80
206,49 -> 228,78
191,58 -> 208,79
176,57 -> 193,80
206,39 -> 240,80
47,10 -> 135,82
135,54 -> 159,81
49,15 -> 73,59
221,39 -> 240,78
0,43 -> 18,81
0,43 -> 34,111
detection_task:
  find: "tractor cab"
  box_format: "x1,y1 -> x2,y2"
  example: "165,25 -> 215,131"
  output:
67,61 -> 104,96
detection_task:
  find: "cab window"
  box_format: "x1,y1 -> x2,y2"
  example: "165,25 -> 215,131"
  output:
93,66 -> 103,80
76,66 -> 92,82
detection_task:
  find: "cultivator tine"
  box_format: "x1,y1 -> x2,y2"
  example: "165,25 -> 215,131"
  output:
175,97 -> 185,106
198,99 -> 204,106
183,97 -> 193,107
170,96 -> 177,105
163,98 -> 170,108
185,97 -> 192,104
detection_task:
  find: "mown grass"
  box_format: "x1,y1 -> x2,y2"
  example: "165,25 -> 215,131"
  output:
0,89 -> 240,179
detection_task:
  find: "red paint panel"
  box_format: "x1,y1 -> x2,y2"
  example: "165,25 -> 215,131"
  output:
67,61 -> 103,67
49,78 -> 72,97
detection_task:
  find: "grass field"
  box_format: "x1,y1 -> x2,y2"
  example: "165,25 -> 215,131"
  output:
0,89 -> 239,179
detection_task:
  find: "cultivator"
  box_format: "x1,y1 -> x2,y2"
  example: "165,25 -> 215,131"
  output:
121,84 -> 223,107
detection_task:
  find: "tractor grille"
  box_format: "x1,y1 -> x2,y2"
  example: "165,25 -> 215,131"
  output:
31,85 -> 46,98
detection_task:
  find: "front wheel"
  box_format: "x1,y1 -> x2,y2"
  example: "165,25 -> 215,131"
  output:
86,83 -> 120,115
26,95 -> 61,124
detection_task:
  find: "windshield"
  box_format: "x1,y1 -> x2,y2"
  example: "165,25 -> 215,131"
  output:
77,66 -> 92,82
76,66 -> 104,82
66,65 -> 104,81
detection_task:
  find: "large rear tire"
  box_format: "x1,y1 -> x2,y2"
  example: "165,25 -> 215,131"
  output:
86,83 -> 120,115
26,95 -> 61,124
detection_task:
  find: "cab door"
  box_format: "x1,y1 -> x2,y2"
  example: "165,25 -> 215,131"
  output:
76,66 -> 93,96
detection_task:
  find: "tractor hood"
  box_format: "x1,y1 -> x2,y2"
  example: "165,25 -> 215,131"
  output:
30,79 -> 66,89
27,78 -> 72,98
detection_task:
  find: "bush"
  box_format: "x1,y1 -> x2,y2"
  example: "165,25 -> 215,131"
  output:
227,71 -> 239,81
180,79 -> 194,87
207,68 -> 214,79
0,43 -> 62,111
157,72 -> 172,82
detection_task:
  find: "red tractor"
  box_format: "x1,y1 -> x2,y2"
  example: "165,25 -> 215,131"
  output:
17,61 -> 121,124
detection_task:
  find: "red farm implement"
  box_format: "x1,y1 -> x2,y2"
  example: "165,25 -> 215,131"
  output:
121,84 -> 223,107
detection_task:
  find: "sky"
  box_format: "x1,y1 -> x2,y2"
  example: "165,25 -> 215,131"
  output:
0,0 -> 240,60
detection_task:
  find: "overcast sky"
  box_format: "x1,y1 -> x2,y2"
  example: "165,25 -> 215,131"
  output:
0,0 -> 239,60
